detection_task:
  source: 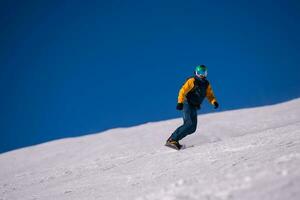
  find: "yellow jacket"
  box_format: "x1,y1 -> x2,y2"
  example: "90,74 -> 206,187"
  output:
178,77 -> 217,105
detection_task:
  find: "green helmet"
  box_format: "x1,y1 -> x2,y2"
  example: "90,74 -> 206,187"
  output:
195,65 -> 207,77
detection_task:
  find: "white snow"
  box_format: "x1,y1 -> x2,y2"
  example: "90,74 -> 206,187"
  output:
1,98 -> 300,200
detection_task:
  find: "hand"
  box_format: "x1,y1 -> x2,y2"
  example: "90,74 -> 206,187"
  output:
213,101 -> 219,109
176,103 -> 184,110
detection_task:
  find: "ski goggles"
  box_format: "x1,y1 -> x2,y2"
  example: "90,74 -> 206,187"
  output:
195,69 -> 208,77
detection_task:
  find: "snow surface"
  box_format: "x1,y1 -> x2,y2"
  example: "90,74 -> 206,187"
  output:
1,98 -> 300,200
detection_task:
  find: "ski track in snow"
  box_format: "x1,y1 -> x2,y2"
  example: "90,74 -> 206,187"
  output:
0,99 -> 300,200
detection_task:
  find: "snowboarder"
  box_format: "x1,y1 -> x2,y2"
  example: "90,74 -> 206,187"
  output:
166,65 -> 219,150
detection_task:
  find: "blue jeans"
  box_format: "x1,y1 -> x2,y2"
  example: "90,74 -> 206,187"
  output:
170,102 -> 198,141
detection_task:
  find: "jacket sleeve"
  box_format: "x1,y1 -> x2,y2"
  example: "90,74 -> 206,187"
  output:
206,84 -> 217,105
178,78 -> 195,103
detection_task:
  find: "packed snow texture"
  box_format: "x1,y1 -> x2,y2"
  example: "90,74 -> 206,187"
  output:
1,98 -> 300,200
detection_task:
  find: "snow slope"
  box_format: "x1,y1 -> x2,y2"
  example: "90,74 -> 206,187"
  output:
1,98 -> 300,200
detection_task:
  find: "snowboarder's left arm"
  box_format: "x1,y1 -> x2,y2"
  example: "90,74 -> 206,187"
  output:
206,84 -> 217,105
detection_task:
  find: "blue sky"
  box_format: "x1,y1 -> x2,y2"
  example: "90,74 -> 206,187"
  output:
1,0 -> 300,153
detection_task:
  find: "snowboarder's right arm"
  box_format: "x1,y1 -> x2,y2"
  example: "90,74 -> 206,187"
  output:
177,78 -> 194,103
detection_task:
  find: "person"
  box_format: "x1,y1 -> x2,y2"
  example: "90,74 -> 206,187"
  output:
166,65 -> 219,150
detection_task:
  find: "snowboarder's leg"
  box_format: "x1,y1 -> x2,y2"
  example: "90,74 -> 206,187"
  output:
169,102 -> 198,142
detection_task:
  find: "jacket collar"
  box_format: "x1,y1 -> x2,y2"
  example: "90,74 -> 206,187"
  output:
194,75 -> 206,82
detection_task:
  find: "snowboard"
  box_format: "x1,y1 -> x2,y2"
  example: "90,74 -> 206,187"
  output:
165,143 -> 182,150
165,143 -> 195,150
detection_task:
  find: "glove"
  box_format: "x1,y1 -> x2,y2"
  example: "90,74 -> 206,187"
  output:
213,101 -> 219,109
176,103 -> 184,110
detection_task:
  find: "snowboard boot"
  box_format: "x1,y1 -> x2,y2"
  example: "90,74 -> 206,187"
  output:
165,138 -> 182,150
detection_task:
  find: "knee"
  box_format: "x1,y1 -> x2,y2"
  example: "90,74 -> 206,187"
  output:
190,125 -> 197,133
185,123 -> 197,134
